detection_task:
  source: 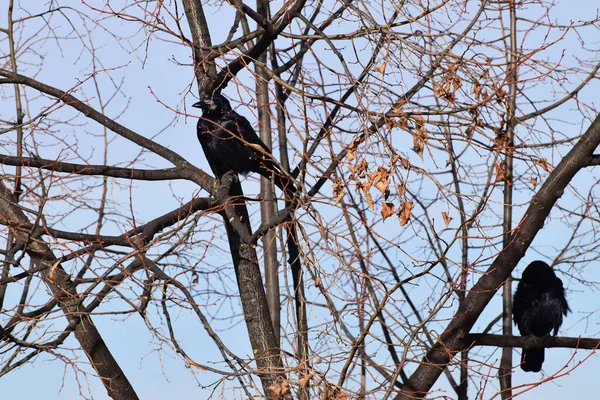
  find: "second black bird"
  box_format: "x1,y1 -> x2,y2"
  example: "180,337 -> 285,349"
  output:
512,260 -> 569,372
192,93 -> 295,196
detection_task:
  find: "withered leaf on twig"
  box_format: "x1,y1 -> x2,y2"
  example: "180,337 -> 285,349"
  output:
268,379 -> 290,396
333,177 -> 345,205
361,181 -> 374,210
494,161 -> 505,183
398,200 -> 414,226
382,202 -> 395,221
529,176 -> 538,190
347,136 -> 362,162
397,183 -> 406,197
442,211 -> 452,228
298,374 -> 312,388
536,157 -> 551,172
375,180 -> 390,199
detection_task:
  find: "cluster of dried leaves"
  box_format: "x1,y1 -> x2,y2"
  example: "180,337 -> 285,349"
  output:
337,141 -> 418,225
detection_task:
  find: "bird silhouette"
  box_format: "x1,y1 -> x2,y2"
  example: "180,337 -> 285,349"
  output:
512,260 -> 569,372
193,93 -> 295,196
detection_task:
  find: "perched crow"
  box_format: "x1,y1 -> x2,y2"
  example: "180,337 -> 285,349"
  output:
192,93 -> 295,196
512,260 -> 570,372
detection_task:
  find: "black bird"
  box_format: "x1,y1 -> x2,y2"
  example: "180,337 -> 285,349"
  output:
192,93 -> 295,196
512,260 -> 569,372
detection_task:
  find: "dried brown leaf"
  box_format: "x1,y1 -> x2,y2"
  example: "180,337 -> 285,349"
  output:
413,127 -> 428,160
376,166 -> 390,181
398,116 -> 408,129
333,177 -> 345,205
349,160 -> 368,180
366,172 -> 378,185
268,380 -> 290,396
381,202 -> 395,221
494,161 -> 505,183
362,182 -> 374,210
452,75 -> 462,93
347,137 -> 362,161
375,179 -> 390,199
529,176 -> 538,189
442,211 -> 452,228
299,374 -> 312,388
536,157 -> 551,172
496,85 -> 507,103
434,81 -> 447,98
472,80 -> 482,100
397,183 -> 406,197
347,149 -> 357,162
414,116 -> 425,130
268,384 -> 281,396
356,159 -> 368,176
398,200 -> 414,226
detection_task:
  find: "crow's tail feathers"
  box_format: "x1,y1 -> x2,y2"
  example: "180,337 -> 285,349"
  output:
521,348 -> 544,372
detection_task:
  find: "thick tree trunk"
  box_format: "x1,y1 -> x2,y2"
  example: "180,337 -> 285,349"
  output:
221,177 -> 290,399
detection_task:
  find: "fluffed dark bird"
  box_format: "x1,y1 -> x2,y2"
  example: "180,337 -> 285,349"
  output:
192,93 -> 295,196
512,260 -> 569,372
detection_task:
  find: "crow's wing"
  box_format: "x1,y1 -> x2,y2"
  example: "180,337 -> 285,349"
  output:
220,111 -> 273,156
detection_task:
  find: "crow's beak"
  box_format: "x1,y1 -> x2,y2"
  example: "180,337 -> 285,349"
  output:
192,101 -> 203,109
